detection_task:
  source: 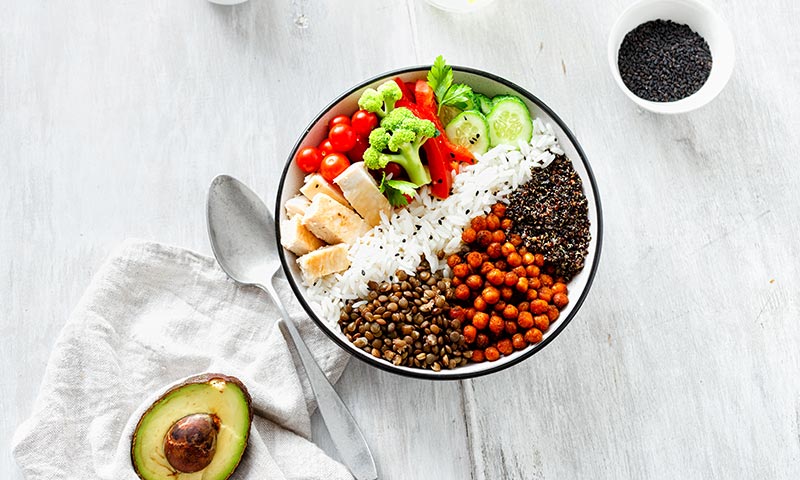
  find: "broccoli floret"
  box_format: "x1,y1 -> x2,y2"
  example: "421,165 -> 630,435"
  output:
357,80 -> 402,118
362,107 -> 436,187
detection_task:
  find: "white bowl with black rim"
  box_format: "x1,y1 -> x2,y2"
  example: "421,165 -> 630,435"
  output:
276,66 -> 603,379
608,0 -> 735,114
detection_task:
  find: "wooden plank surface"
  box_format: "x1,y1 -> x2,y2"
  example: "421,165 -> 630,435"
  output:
2,0 -> 799,478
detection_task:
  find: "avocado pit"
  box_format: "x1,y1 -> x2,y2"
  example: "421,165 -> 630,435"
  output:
163,413 -> 220,473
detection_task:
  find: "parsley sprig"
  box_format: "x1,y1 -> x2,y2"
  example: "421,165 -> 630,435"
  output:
379,173 -> 417,207
427,55 -> 474,113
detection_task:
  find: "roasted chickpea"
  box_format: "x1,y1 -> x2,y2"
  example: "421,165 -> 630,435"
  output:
540,274 -> 554,287
485,346 -> 501,362
472,312 -> 489,330
481,252 -> 489,263
481,286 -> 500,305
480,262 -> 495,275
524,328 -> 543,344
486,242 -> 502,259
451,277 -> 462,287
509,234 -> 523,247
518,301 -> 530,313
486,269 -> 504,286
476,333 -> 490,348
496,339 -> 513,356
466,274 -> 483,290
471,216 -> 487,231
534,253 -> 545,267
486,214 -> 501,231
526,289 -> 538,301
552,283 -> 568,295
516,277 -> 529,293
473,296 -> 487,311
500,218 -> 513,230
500,287 -> 514,301
518,246 -> 527,256
522,252 -> 535,265
492,300 -> 506,313
529,277 -> 541,290
491,230 -> 506,243
465,252 -> 481,269
504,272 -> 518,287
465,308 -> 476,321
453,263 -> 469,278
476,230 -> 493,247
512,266 -> 527,278
447,254 -> 462,268
495,260 -> 508,271
489,315 -> 505,335
547,305 -> 560,322
507,252 -> 522,268
501,242 -> 516,257
526,265 -> 540,278
491,203 -> 506,218
517,311 -> 534,329
454,284 -> 471,300
531,299 -> 549,315
553,292 -> 569,308
450,306 -> 466,320
471,349 -> 485,362
463,325 -> 477,343
461,228 -> 477,244
536,314 -> 551,331
538,286 -> 553,303
502,305 -> 519,320
505,321 -> 518,335
512,333 -> 526,350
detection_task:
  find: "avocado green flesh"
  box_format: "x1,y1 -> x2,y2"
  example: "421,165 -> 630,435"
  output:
132,380 -> 250,480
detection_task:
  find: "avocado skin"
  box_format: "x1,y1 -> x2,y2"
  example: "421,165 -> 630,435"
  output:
130,373 -> 253,480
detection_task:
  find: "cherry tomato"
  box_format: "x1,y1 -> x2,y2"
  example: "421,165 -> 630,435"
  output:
295,146 -> 323,173
351,110 -> 379,137
318,138 -> 335,158
346,135 -> 369,162
320,153 -> 350,182
329,115 -> 350,128
328,124 -> 357,152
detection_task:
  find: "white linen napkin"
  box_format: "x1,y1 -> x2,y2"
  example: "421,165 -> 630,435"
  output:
12,239 -> 353,480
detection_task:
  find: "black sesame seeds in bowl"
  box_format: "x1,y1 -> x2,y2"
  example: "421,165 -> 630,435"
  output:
608,0 -> 735,114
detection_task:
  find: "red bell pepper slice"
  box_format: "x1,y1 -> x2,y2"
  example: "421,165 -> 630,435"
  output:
424,137 -> 453,199
393,77 -> 415,104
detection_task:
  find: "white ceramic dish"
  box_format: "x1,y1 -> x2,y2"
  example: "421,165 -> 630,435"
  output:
608,0 -> 735,114
276,66 -> 603,379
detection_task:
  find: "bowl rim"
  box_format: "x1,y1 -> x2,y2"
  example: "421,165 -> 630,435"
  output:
275,65 -> 604,380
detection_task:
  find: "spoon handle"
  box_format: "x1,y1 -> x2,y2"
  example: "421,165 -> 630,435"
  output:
259,281 -> 378,480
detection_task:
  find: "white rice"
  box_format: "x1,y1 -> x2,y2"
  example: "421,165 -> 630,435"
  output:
306,118 -> 564,326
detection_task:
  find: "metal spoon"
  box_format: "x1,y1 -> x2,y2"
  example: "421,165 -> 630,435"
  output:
206,174 -> 377,480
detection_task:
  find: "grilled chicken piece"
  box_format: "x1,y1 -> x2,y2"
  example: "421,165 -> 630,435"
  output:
284,195 -> 311,219
300,174 -> 350,208
334,162 -> 392,227
280,215 -> 324,256
297,243 -> 350,282
302,193 -> 368,245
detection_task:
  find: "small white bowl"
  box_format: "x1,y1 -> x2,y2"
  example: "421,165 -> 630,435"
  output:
608,0 -> 735,114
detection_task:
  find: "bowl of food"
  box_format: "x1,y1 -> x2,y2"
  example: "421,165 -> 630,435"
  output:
608,0 -> 735,114
276,57 -> 602,379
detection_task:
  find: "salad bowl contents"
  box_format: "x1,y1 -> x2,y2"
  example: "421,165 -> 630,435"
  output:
277,56 -> 602,378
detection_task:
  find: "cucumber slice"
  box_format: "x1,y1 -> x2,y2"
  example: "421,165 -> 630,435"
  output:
474,93 -> 493,115
486,95 -> 533,147
439,104 -> 462,127
445,110 -> 490,155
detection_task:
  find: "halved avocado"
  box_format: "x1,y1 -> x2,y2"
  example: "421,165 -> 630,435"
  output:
131,373 -> 253,480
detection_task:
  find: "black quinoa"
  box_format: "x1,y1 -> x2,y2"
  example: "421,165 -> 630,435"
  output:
618,19 -> 712,102
505,155 -> 590,279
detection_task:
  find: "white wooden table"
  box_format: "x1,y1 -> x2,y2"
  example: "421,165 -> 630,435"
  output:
3,0 -> 800,478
